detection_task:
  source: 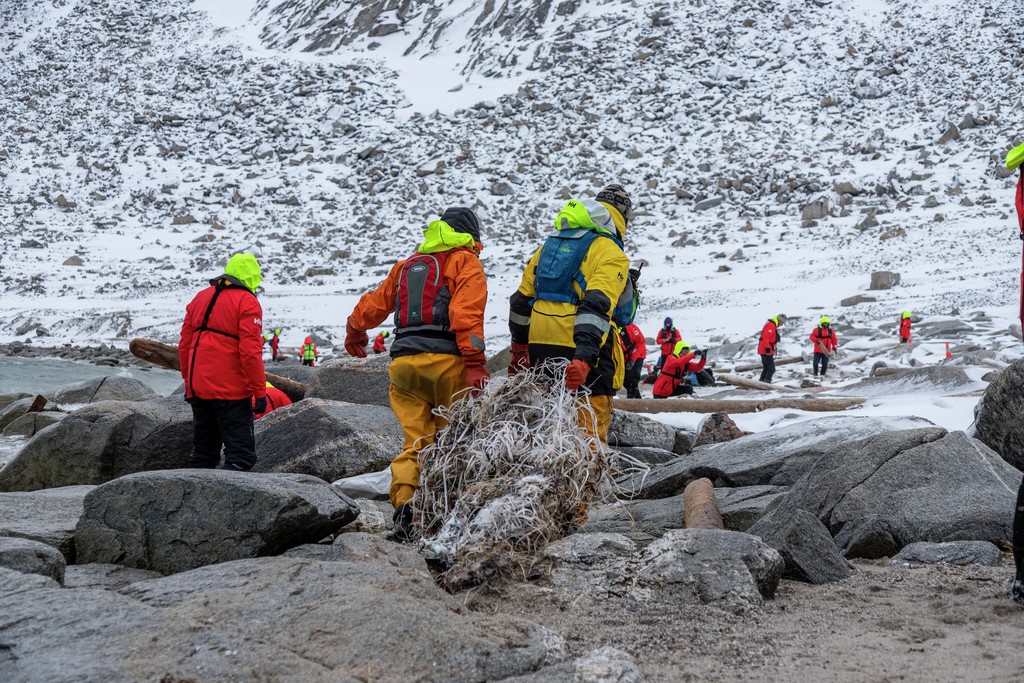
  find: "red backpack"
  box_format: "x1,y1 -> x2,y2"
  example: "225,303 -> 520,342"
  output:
393,251 -> 452,333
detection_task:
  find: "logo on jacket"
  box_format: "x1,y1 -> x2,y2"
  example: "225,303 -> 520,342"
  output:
254,318 -> 262,327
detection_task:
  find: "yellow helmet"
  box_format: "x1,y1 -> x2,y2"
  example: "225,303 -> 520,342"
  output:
1006,142 -> 1024,171
673,340 -> 690,356
902,311 -> 911,319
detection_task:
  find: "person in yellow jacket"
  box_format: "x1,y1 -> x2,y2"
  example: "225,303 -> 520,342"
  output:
343,207 -> 488,541
508,184 -> 634,443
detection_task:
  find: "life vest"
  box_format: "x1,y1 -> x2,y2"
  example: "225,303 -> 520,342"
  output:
302,343 -> 317,360
393,251 -> 453,336
533,228 -> 624,306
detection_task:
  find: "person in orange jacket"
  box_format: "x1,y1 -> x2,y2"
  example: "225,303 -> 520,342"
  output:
300,337 -> 318,366
757,314 -> 786,383
252,381 -> 292,419
343,207 -> 488,541
652,341 -> 707,398
655,317 -> 682,372
178,253 -> 266,471
899,311 -> 912,343
619,322 -> 646,398
809,316 -> 838,377
372,330 -> 390,354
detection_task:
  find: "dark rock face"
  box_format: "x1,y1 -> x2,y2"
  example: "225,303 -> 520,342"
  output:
0,485 -> 93,560
891,540 -> 1001,567
46,376 -> 155,404
75,470 -> 361,574
303,355 -> 391,407
767,430 -> 1020,559
608,409 -> 691,454
2,411 -> 65,437
0,397 -> 193,492
63,563 -> 163,590
748,507 -> 851,584
692,411 -> 746,448
623,415 -> 938,499
973,358 -> 1024,470
253,398 -> 402,481
0,536 -> 66,583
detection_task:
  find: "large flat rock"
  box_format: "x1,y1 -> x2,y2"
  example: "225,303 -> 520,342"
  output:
0,485 -> 93,560
75,470 -> 360,574
253,398 -> 402,481
624,415 -> 940,498
0,396 -> 192,492
46,375 -> 155,404
303,354 -> 391,406
827,365 -> 977,397
973,358 -> 1024,470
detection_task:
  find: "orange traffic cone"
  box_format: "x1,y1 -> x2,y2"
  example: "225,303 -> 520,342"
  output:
945,342 -> 951,359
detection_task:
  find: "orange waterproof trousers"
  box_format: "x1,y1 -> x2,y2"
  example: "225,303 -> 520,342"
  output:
388,353 -> 467,508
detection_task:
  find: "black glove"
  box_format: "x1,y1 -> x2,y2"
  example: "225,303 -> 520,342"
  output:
252,396 -> 268,415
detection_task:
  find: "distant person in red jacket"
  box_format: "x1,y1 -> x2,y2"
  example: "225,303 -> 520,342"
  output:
758,314 -> 786,384
655,317 -> 681,371
653,341 -> 707,398
373,330 -> 390,354
270,328 -> 281,361
253,381 -> 292,419
619,323 -> 646,398
899,311 -> 912,343
809,316 -> 838,377
178,253 -> 266,471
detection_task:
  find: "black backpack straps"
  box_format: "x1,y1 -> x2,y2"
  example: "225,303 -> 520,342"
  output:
196,282 -> 240,339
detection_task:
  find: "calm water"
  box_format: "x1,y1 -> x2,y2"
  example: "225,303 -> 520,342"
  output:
0,355 -> 184,396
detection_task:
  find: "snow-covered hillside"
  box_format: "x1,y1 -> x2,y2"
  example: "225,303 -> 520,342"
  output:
1,0 -> 1022,359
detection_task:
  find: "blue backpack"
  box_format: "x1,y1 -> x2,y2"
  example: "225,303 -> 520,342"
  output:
533,228 -> 638,325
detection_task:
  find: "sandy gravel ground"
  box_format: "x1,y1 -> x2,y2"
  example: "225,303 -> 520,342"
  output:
470,560 -> 1024,681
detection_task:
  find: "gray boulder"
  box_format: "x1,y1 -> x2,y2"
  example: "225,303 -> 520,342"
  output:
504,647 -> 643,683
64,563 -> 163,590
0,396 -> 192,492
692,411 -> 746,447
747,507 -> 851,584
0,396 -> 35,431
0,536 -> 66,583
0,485 -> 93,560
2,410 -> 65,437
0,391 -> 31,412
913,319 -> 974,337
891,541 -> 1001,567
75,470 -> 361,574
304,354 -> 390,406
253,398 -> 402,481
46,376 -> 155,404
265,362 -> 316,384
614,446 -> 679,466
608,409 -> 687,453
323,531 -> 424,569
973,358 -> 1024,470
633,529 -> 784,605
624,415 -> 938,499
829,365 -> 976,397
869,271 -> 901,290
716,485 -> 790,531
769,430 -> 1021,558
121,557 -> 562,680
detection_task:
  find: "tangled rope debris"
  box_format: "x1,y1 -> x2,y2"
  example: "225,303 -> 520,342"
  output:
414,360 -> 648,590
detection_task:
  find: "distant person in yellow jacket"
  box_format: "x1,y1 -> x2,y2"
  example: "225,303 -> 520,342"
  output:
508,185 -> 634,444
344,207 -> 488,541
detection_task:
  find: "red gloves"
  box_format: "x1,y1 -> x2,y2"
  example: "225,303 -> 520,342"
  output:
508,342 -> 530,377
344,320 -> 369,358
565,358 -> 591,391
463,353 -> 490,393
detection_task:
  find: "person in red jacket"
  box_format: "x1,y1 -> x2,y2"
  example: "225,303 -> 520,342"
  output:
373,330 -> 390,354
270,328 -> 281,362
653,341 -> 707,398
253,381 -> 292,419
178,253 -> 266,471
655,317 -> 681,372
899,311 -> 912,343
757,314 -> 786,384
809,316 -> 838,377
619,322 -> 646,398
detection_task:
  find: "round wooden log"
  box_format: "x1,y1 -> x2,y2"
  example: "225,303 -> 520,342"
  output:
128,338 -> 308,403
613,397 -> 864,414
683,478 -> 723,530
715,373 -> 801,393
731,356 -> 803,372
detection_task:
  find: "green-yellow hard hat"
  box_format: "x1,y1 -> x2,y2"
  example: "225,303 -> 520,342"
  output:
1006,142 -> 1024,171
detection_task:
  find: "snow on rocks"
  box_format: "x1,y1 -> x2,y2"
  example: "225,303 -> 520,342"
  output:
75,470 -> 360,574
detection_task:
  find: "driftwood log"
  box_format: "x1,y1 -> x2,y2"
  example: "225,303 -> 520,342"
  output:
731,356 -> 803,373
683,478 -> 724,530
128,338 -> 308,403
714,373 -> 801,393
614,396 -> 864,415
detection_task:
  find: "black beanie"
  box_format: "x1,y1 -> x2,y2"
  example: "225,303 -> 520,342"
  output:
595,184 -> 633,225
441,206 -> 481,242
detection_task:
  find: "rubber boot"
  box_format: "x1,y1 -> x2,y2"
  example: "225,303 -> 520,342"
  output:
392,504 -> 419,543
1013,546 -> 1024,607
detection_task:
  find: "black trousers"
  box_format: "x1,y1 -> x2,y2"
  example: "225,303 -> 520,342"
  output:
624,359 -> 643,398
1014,479 -> 1024,577
759,354 -> 776,383
813,352 -> 830,376
301,359 -> 315,366
187,398 -> 256,471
